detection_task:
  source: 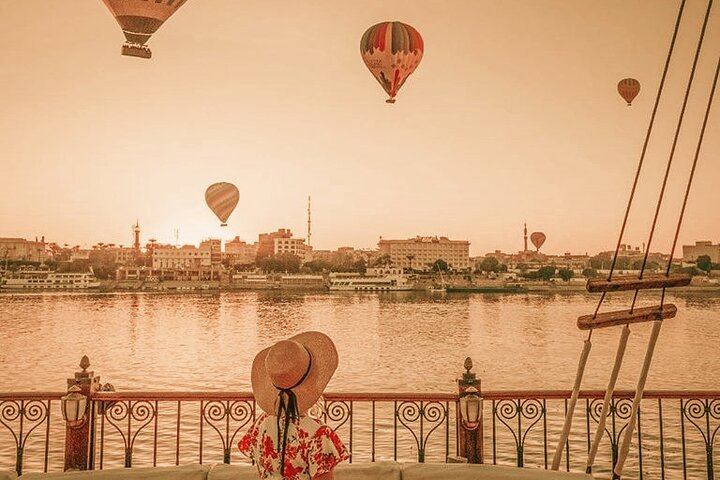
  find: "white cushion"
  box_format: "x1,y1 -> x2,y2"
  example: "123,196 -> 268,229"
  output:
335,461 -> 402,480
20,464 -> 209,480
206,463 -> 263,480
400,463 -> 594,480
207,461 -> 402,480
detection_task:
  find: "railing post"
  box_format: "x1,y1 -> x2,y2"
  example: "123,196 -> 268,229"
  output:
63,355 -> 100,471
457,357 -> 483,464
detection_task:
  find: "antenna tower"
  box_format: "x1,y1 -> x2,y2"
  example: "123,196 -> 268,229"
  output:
307,195 -> 312,247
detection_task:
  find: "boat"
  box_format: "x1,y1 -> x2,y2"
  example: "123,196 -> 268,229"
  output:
446,285 -> 528,294
1,269 -> 101,290
329,267 -> 413,292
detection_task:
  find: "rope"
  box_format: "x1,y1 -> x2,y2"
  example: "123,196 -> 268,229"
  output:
630,0 -> 714,313
661,56 -> 720,305
551,338 -> 592,470
603,0 -> 687,284
593,0 -> 686,318
614,320 -> 663,476
585,325 -> 631,473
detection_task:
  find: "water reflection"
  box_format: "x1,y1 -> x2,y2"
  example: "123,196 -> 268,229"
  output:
0,291 -> 718,394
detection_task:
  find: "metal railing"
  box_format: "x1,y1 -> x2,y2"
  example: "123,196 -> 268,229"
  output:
1,390 -> 718,478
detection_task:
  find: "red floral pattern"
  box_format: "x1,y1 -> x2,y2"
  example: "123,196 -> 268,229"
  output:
238,413 -> 349,479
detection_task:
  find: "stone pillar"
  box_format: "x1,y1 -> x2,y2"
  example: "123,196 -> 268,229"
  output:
64,355 -> 100,471
457,357 -> 483,464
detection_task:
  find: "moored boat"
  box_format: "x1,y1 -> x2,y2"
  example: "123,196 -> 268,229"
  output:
329,267 -> 413,292
1,269 -> 101,290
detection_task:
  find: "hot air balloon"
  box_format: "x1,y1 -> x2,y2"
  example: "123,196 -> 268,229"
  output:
101,0 -> 189,59
617,78 -> 640,106
360,21 -> 424,104
530,232 -> 546,252
205,182 -> 239,227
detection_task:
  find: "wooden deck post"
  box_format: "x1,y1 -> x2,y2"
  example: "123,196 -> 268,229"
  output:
64,356 -> 100,471
457,357 -> 483,464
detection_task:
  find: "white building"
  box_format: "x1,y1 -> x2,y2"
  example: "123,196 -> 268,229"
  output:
683,241 -> 720,263
274,237 -> 307,260
152,245 -> 211,269
378,236 -> 470,271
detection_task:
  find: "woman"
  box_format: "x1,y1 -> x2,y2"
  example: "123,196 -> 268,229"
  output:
238,331 -> 349,479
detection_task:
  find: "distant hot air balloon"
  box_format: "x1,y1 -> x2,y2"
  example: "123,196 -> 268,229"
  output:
530,232 -> 546,252
617,78 -> 640,106
101,0 -> 189,59
360,21 -> 424,104
205,182 -> 239,227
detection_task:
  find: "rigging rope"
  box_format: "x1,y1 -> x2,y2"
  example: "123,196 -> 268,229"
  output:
592,0 -> 687,319
630,0 -> 714,313
661,56 -> 720,306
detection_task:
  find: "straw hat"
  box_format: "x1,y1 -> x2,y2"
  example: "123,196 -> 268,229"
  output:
251,331 -> 338,415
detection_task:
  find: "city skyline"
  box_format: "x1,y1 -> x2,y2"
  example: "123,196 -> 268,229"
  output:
1,1 -> 718,256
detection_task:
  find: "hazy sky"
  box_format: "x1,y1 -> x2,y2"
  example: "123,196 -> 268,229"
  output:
1,1 -> 718,256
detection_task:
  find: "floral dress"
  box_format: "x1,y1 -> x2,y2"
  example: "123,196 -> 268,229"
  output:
238,412 -> 349,479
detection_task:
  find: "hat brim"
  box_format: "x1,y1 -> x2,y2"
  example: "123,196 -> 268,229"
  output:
251,331 -> 338,415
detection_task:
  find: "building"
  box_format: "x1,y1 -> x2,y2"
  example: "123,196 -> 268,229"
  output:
274,237 -> 307,260
257,229 -> 308,261
152,244 -> 211,269
378,236 -> 470,271
683,241 -> 720,263
257,229 -> 293,259
200,239 -> 222,265
224,237 -> 257,266
0,237 -> 49,263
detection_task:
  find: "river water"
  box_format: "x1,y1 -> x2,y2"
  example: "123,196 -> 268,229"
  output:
0,291 -> 718,479
1,290 -> 718,392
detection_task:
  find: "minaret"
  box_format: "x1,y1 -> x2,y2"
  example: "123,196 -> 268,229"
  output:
307,195 -> 312,248
133,220 -> 141,252
523,223 -> 528,252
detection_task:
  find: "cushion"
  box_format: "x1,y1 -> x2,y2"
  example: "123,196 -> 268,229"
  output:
206,463 -> 262,480
207,461 -> 402,480
20,464 -> 210,480
400,463 -> 594,480
335,461 -> 402,480
0,470 -> 18,480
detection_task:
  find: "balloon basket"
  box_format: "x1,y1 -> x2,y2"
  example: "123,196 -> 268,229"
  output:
385,98 -> 396,104
220,223 -> 228,227
122,43 -> 152,59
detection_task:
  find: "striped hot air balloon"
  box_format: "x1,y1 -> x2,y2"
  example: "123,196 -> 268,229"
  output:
530,232 -> 546,252
102,0 -> 189,59
617,78 -> 641,106
360,21 -> 424,104
205,182 -> 239,227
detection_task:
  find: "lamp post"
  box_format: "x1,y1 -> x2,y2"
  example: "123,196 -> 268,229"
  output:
457,357 -> 483,463
64,356 -> 100,471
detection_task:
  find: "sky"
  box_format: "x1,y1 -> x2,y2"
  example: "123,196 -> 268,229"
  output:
0,0 -> 718,256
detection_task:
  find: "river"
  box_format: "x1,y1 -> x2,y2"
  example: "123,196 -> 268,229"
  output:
1,290 -> 718,392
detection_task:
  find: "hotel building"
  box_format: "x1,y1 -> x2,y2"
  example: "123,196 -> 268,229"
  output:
378,236 -> 470,271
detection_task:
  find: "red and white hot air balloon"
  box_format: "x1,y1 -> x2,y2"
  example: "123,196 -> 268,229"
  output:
101,0 -> 189,59
360,21 -> 424,104
617,78 -> 640,106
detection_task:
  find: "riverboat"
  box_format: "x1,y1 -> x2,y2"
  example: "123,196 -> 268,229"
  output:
446,285 -> 528,293
1,270 -> 101,290
329,268 -> 413,292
